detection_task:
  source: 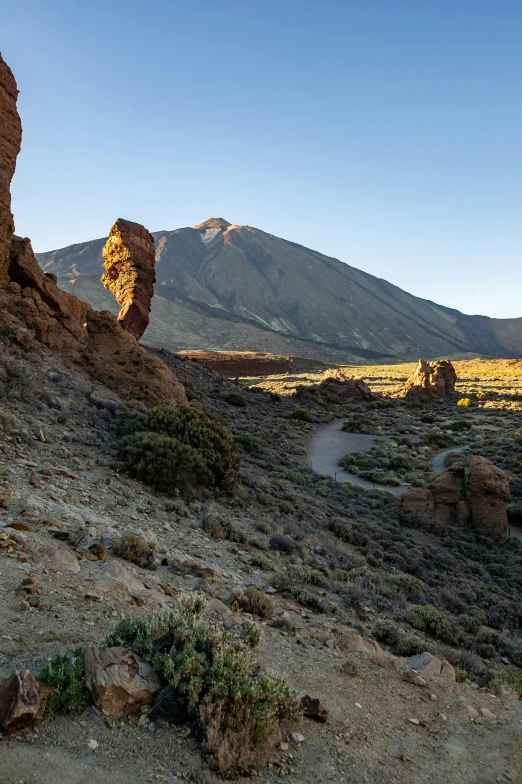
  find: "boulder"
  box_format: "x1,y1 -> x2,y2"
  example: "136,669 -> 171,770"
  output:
398,652 -> 455,682
84,645 -> 161,719
300,694 -> 328,723
0,54 -> 22,286
101,219 -> 156,340
403,359 -> 456,400
295,371 -> 373,406
338,632 -> 393,668
401,454 -> 510,544
0,670 -> 40,731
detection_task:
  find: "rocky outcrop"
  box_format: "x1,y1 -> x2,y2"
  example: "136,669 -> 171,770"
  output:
0,670 -> 40,731
403,359 -> 457,400
401,454 -> 510,544
0,54 -> 22,286
101,219 -> 156,340
0,55 -> 187,409
84,645 -> 161,719
295,370 -> 373,406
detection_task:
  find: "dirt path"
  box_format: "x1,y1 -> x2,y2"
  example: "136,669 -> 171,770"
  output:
306,419 -> 409,496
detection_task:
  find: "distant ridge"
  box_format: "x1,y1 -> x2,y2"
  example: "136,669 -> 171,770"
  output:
36,219 -> 522,363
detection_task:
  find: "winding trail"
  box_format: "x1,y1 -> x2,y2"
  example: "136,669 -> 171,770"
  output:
306,419 -> 408,496
307,421 -> 470,496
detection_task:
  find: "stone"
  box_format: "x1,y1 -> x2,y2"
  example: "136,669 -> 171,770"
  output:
101,219 -> 156,340
403,359 -> 456,400
0,670 -> 40,731
479,707 -> 496,720
338,632 -> 393,668
84,645 -> 161,719
295,372 -> 373,406
291,732 -> 305,744
466,705 -> 479,718
401,454 -> 510,544
400,670 -> 427,687
398,653 -> 455,682
0,54 -> 22,286
300,695 -> 328,723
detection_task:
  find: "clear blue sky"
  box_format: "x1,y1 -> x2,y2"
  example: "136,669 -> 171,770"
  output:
2,0 -> 522,318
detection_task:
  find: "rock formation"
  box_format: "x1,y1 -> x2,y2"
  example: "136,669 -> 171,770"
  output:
295,369 -> 373,406
0,53 -> 22,286
401,454 -> 510,544
0,54 -> 186,408
101,219 -> 156,340
403,359 -> 457,400
0,670 -> 40,731
84,645 -> 161,719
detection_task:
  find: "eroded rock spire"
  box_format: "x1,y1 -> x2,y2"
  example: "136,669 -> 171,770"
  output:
101,219 -> 156,340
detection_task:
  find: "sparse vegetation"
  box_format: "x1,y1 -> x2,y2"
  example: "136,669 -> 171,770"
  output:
291,408 -> 314,422
104,595 -> 299,775
225,392 -> 247,407
40,648 -> 90,715
112,530 -> 156,569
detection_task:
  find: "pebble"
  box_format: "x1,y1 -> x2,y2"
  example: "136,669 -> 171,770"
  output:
88,739 -> 99,750
408,718 -> 420,725
291,733 -> 305,744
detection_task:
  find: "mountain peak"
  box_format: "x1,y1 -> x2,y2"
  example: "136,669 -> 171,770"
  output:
193,217 -> 231,232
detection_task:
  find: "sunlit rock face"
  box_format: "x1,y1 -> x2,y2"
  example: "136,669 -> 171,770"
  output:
101,219 -> 156,340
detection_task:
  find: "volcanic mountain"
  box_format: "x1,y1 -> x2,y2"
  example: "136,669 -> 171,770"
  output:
36,217 -> 522,363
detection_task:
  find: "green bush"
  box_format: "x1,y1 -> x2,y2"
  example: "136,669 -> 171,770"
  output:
396,634 -> 427,657
234,434 -> 264,455
238,587 -> 275,619
226,392 -> 247,407
479,643 -> 497,659
457,398 -> 474,407
405,605 -> 461,646
252,553 -> 274,571
104,595 -> 299,775
422,431 -> 456,448
121,406 -> 239,493
113,530 -> 156,570
489,667 -> 522,697
448,420 -> 473,431
291,409 -> 314,423
185,389 -> 196,401
40,648 -> 90,715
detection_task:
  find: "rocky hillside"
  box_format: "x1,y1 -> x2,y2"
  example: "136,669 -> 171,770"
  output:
38,217 -> 522,362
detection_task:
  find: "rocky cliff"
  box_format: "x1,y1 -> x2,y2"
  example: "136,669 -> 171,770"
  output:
0,54 -> 22,286
0,53 -> 186,409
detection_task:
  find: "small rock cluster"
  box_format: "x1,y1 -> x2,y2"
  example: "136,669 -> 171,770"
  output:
403,359 -> 457,400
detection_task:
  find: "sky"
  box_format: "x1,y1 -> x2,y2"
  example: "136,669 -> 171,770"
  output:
2,0 -> 522,318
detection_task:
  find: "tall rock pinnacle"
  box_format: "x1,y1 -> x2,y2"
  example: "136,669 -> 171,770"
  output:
0,53 -> 22,286
101,219 -> 156,340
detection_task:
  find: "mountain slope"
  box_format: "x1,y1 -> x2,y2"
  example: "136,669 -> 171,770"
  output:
36,217 -> 522,362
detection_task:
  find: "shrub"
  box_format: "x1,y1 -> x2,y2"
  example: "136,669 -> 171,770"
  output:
405,605 -> 461,646
104,595 -> 299,775
235,434 -> 264,455
457,398 -> 474,407
291,409 -> 314,423
185,389 -> 196,401
203,509 -> 232,540
448,420 -> 473,431
238,588 -> 275,619
396,634 -> 427,656
422,431 -> 456,448
340,658 -> 360,676
252,553 -> 274,571
122,406 -> 239,493
489,667 -> 522,697
112,530 -> 156,569
256,521 -> 272,535
226,392 -> 246,407
479,643 -> 497,659
269,533 -> 298,554
40,648 -> 90,715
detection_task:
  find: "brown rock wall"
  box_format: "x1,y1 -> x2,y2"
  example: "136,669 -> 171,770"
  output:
0,53 -> 22,286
